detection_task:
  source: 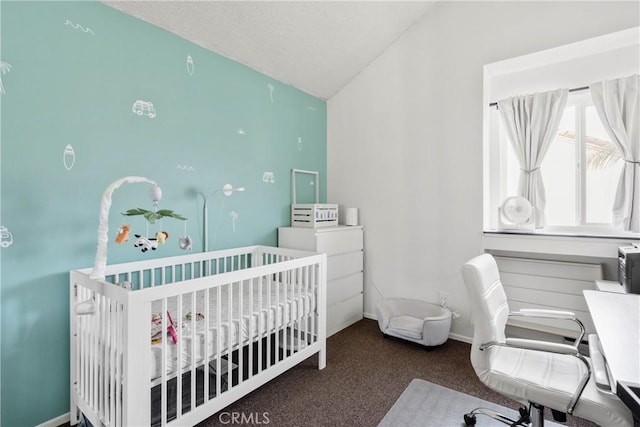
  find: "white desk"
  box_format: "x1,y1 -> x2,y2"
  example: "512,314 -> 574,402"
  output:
584,290 -> 640,388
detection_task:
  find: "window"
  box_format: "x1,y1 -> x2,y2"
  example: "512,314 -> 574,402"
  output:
483,27 -> 639,240
495,91 -> 625,234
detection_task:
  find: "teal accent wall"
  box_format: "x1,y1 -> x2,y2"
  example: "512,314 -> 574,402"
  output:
0,2 -> 326,425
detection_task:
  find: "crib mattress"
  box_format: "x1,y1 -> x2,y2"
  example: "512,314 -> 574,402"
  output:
149,280 -> 315,381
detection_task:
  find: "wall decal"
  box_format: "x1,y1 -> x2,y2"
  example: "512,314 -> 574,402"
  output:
262,171 -> 275,184
63,144 -> 76,171
132,100 -> 156,118
176,164 -> 195,172
0,61 -> 12,95
267,83 -> 275,103
297,137 -> 303,152
236,128 -> 246,136
64,19 -> 95,36
230,210 -> 239,232
186,55 -> 194,76
0,225 -> 14,248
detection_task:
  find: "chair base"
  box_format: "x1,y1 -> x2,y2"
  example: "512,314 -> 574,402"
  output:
464,404 -> 545,427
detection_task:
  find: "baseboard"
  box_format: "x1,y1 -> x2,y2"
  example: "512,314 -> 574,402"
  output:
448,332 -> 472,344
363,311 -> 472,344
36,412 -> 70,427
328,314 -> 363,337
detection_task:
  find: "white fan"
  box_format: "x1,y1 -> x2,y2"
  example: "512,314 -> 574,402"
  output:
498,196 -> 534,229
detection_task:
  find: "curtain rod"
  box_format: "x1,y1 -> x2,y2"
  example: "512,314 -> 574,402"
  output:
489,85 -> 590,108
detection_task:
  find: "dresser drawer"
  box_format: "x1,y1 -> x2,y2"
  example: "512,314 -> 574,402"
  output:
327,272 -> 363,307
327,251 -> 363,281
316,228 -> 363,255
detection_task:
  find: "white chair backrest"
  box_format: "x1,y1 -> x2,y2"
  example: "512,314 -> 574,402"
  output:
461,254 -> 510,372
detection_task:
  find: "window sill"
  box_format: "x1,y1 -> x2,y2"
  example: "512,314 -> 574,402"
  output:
482,230 -> 639,258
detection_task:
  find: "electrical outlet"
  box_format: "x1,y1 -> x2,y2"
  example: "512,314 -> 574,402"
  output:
438,291 -> 449,308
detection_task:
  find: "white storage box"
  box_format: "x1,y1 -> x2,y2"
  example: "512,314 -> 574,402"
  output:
291,169 -> 338,227
292,204 -> 338,227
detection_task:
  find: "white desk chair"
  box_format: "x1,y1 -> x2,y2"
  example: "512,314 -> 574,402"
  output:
461,254 -> 633,427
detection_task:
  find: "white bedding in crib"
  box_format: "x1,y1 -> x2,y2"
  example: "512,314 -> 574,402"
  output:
149,281 -> 315,381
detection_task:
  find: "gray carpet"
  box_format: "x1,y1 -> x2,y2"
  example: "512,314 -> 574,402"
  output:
378,379 -> 561,427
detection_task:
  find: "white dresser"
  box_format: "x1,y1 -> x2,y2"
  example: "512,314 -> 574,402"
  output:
278,225 -> 364,337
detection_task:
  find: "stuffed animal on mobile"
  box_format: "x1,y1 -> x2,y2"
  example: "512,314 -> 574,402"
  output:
134,234 -> 158,252
115,224 -> 131,244
156,231 -> 169,244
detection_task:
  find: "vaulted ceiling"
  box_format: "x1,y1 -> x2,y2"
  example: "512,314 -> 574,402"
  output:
104,1 -> 440,99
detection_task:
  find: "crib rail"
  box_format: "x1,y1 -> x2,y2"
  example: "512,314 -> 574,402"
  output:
70,246 -> 326,427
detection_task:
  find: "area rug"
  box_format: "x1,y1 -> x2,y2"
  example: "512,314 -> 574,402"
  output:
378,379 -> 562,426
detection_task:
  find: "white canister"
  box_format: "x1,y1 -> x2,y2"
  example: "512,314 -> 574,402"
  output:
345,208 -> 358,226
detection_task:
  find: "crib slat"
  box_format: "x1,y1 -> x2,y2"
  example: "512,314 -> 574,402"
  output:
305,265 -> 310,346
109,300 -> 116,426
86,303 -> 91,407
78,289 -> 85,402
123,299 -> 151,426
312,265 -> 317,345
177,293 -> 183,420
248,277 -> 254,380
258,275 -> 263,374
100,294 -> 106,420
215,285 -> 222,398
290,268 -> 296,354
161,297 -> 167,426
107,297 -> 112,424
203,286 -> 210,404
304,265 -> 310,346
238,280 -> 244,388
275,275 -> 280,364
116,302 -> 122,427
267,274 -> 272,368
91,297 -> 97,410
190,290 -> 196,412
227,281 -> 233,388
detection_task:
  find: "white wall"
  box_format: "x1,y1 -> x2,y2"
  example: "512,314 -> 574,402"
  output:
327,1 -> 639,338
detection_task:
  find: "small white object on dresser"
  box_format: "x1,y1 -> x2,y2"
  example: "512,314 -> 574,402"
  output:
278,225 -> 363,337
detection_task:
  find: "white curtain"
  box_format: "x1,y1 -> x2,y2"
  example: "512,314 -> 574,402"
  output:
590,74 -> 640,233
498,89 -> 568,228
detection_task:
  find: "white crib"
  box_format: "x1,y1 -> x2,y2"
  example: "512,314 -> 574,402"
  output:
70,246 -> 326,426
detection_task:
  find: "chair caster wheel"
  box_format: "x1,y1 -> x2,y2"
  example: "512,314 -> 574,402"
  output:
518,407 -> 531,424
464,413 -> 477,425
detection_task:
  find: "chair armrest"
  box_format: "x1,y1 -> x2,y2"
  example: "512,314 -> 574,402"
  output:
510,308 -> 576,320
509,309 -> 586,347
505,338 -> 579,355
588,334 -> 615,394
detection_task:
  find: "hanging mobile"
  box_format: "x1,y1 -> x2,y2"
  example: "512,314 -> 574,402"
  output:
121,185 -> 186,253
